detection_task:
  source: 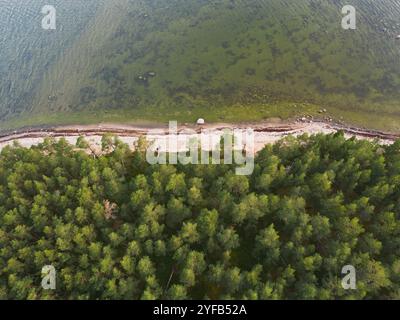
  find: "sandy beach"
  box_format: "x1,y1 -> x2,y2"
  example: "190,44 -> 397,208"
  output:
0,121 -> 397,153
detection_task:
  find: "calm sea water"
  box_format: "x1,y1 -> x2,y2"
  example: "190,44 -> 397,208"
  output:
0,0 -> 399,121
0,0 -> 101,118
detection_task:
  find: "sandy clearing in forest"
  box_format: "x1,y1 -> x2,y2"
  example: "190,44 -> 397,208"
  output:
0,121 -> 397,153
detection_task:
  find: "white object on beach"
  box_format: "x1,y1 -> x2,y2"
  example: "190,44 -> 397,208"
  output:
197,118 -> 205,125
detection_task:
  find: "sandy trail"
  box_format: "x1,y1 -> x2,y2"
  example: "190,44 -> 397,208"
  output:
0,121 -> 397,152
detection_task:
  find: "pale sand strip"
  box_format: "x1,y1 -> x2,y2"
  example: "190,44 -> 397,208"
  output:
0,121 -> 397,153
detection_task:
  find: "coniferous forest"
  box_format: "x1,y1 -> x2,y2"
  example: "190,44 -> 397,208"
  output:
1,132 -> 400,300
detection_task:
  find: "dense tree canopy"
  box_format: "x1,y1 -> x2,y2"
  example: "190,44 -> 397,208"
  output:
0,132 -> 400,299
